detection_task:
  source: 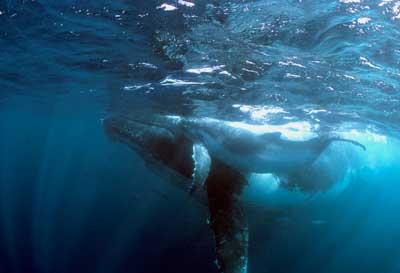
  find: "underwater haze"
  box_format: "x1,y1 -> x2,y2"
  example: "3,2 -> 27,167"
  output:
0,0 -> 400,273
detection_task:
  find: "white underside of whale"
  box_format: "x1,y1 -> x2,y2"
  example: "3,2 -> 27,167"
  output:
189,120 -> 323,173
226,120 -> 318,141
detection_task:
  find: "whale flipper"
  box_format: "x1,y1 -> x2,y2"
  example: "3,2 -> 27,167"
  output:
190,143 -> 211,194
206,161 -> 248,273
329,137 -> 366,151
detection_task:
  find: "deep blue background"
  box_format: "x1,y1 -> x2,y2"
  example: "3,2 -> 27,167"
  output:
1,0 -> 400,273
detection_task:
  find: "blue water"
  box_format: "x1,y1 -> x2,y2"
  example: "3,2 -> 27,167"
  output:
0,0 -> 400,273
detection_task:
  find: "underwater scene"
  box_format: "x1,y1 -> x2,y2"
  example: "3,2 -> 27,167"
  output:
0,0 -> 400,273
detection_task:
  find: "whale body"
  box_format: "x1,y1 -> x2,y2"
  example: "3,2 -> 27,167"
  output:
103,114 -> 365,273
180,117 -> 365,175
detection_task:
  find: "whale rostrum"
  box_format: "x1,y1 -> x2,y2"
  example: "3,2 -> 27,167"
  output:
104,114 -> 365,273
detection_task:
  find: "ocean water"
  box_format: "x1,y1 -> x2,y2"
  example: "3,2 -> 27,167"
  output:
0,0 -> 400,273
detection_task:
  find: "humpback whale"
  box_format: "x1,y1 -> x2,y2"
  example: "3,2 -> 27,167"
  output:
104,114 -> 365,273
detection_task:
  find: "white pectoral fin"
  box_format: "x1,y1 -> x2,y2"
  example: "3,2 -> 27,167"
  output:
190,143 -> 211,194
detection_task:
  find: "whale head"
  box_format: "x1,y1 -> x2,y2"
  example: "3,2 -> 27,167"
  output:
105,116 -> 174,151
104,115 -> 194,180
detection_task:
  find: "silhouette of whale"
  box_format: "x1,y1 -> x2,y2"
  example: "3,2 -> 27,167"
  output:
104,114 -> 365,273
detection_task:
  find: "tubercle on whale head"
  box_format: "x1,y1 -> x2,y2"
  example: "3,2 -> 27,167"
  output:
103,116 -> 130,143
103,114 -> 196,185
103,115 -> 177,151
103,116 -> 146,144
